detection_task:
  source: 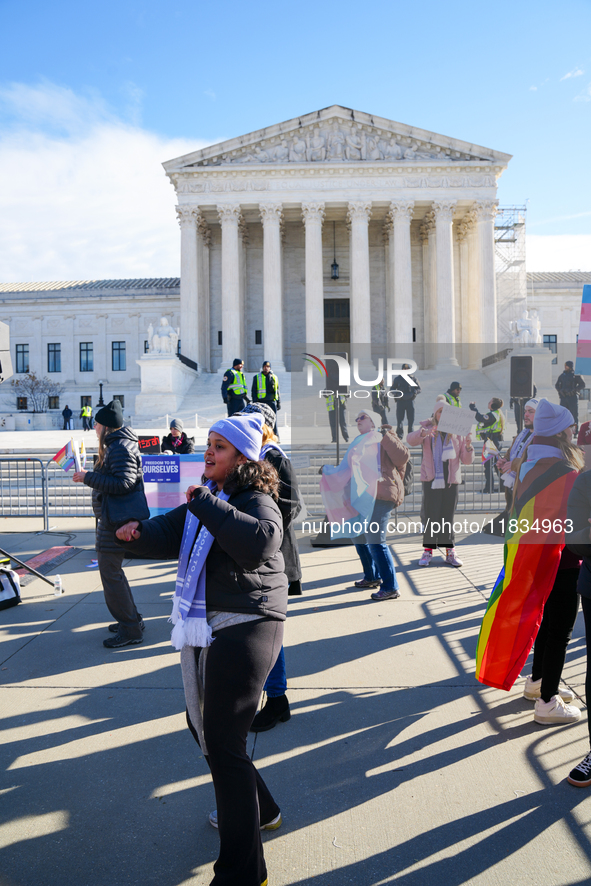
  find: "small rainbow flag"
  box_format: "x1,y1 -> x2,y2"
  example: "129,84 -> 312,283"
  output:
481,439 -> 500,463
475,457 -> 578,691
53,440 -> 77,472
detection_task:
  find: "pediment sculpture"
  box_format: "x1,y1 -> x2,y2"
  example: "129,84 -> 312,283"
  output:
193,121 -> 481,167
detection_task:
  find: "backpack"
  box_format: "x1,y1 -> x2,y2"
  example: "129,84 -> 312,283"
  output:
0,567 -> 21,610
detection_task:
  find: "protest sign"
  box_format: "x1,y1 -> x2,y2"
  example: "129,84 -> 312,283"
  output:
437,404 -> 474,437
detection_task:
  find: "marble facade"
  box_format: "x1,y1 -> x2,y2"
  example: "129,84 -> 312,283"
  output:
164,105 -> 511,370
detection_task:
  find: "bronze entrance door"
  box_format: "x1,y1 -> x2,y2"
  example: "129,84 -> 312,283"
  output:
324,299 -> 350,344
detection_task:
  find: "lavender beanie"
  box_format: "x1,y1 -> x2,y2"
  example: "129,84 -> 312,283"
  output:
209,413 -> 264,461
533,399 -> 574,437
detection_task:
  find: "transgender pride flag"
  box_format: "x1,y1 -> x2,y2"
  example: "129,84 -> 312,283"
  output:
576,284 -> 591,375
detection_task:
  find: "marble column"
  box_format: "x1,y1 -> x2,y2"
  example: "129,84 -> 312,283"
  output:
259,203 -> 285,370
301,202 -> 325,346
432,200 -> 457,345
419,212 -> 435,347
196,216 -> 211,371
347,201 -> 372,345
457,210 -> 479,367
217,203 -> 242,370
176,206 -> 200,367
388,200 -> 414,344
475,200 -> 498,345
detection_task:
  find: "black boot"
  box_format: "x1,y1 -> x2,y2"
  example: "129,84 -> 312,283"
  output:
250,694 -> 291,733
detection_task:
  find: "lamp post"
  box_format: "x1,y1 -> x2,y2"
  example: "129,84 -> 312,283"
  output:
97,380 -> 104,407
331,221 -> 339,280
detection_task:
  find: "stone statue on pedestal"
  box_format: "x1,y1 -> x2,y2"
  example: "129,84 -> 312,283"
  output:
148,317 -> 179,354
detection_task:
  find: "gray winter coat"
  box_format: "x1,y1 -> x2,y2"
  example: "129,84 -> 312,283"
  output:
83,427 -> 145,553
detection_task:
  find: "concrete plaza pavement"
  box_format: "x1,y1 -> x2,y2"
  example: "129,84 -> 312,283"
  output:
1,520 -> 591,885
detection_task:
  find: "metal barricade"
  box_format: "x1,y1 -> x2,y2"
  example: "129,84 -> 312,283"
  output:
0,458 -> 47,523
45,458 -> 94,520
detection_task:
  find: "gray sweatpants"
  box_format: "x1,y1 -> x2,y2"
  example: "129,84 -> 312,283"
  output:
97,550 -> 142,639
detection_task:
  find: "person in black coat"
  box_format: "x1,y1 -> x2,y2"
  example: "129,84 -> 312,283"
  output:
556,361 -> 585,428
61,405 -> 73,430
240,402 -> 302,731
116,413 -> 286,886
72,400 -> 147,648
566,472 -> 591,785
161,418 -> 195,454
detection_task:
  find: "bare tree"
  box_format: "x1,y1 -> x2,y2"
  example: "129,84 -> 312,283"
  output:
11,373 -> 65,413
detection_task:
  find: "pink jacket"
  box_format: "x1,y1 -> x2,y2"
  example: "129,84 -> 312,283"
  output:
407,420 -> 474,484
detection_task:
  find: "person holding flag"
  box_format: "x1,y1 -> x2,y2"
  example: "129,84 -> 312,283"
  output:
476,399 -> 583,726
469,397 -> 505,493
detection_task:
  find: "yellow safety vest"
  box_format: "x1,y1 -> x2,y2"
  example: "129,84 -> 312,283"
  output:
325,394 -> 346,412
445,393 -> 461,408
476,409 -> 503,440
255,372 -> 279,401
227,370 -> 247,396
81,406 -> 91,417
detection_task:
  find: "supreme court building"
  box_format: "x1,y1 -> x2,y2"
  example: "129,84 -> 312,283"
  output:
165,105 -> 511,372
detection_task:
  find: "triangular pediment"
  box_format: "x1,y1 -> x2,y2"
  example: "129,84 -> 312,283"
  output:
163,105 -> 511,171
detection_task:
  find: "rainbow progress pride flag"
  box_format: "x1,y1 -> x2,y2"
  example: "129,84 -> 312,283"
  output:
475,458 -> 578,691
53,440 -> 77,472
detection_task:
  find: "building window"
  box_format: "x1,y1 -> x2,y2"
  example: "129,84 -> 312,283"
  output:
543,334 -> 558,365
144,340 -> 149,353
15,344 -> 29,374
113,395 -> 125,409
47,343 -> 61,373
255,330 -> 262,345
112,341 -> 126,371
412,327 -> 417,343
80,342 -> 93,372
17,397 -> 27,410
48,396 -> 60,410
80,396 -> 92,408
177,339 -> 181,355
581,388 -> 591,401
218,331 -> 222,346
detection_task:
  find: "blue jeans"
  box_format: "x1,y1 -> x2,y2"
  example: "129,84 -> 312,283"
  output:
357,499 -> 399,592
355,542 -> 379,581
263,645 -> 286,696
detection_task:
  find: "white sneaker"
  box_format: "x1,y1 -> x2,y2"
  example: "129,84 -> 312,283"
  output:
446,548 -> 463,567
534,695 -> 581,725
523,675 -> 575,702
419,549 -> 433,566
209,809 -> 282,830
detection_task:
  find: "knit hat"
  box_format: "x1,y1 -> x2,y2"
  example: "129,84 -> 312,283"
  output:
533,398 -> 574,436
355,408 -> 384,430
524,398 -> 539,410
170,418 -> 184,431
565,361 -> 574,369
240,402 -> 276,428
232,357 -> 243,367
449,382 -> 461,391
209,413 -> 263,461
95,399 -> 123,429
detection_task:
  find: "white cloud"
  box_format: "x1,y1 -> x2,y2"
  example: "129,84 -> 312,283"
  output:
561,67 -> 584,80
0,82 -> 217,282
574,82 -> 591,102
529,86 -> 538,91
526,235 -> 591,272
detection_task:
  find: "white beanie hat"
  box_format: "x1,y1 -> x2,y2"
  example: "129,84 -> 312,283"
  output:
355,408 -> 384,430
533,398 -> 574,437
524,398 -> 539,410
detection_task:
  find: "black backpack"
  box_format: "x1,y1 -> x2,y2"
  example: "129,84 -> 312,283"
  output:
402,459 -> 414,497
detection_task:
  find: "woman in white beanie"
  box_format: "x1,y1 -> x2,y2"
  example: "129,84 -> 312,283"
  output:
407,397 -> 474,567
115,413 -> 286,886
515,399 -> 584,725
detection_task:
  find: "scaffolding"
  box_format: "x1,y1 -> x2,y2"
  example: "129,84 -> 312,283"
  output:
495,205 -> 527,343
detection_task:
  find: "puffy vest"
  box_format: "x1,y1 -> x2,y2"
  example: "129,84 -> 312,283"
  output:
255,372 -> 279,401
476,409 -> 503,440
227,370 -> 247,396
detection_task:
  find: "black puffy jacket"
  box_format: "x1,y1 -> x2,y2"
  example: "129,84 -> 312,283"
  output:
161,432 -> 195,454
84,426 -> 144,553
264,448 -> 302,587
567,470 -> 591,599
118,483 -> 288,620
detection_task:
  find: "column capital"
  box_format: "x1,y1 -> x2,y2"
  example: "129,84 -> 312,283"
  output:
456,210 -> 476,242
196,214 -> 211,247
347,200 -> 372,224
176,205 -> 198,228
388,199 -> 415,223
259,202 -> 283,225
474,199 -> 498,222
419,210 -> 435,243
301,201 -> 326,224
217,203 -> 241,225
432,200 -> 457,223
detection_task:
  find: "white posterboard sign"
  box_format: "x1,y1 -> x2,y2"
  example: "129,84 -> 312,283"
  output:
437,404 -> 474,437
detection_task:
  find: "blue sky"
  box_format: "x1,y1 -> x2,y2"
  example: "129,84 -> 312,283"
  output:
0,0 -> 590,279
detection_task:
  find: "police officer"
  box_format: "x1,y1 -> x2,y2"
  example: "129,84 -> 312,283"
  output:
469,397 -> 505,493
444,382 -> 462,408
81,403 -> 92,431
371,379 -> 389,426
555,361 -> 585,429
391,364 -> 421,439
221,358 -> 249,416
251,360 -> 281,435
324,392 -> 349,443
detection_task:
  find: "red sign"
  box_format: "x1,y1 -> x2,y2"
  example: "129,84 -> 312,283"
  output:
138,435 -> 161,454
